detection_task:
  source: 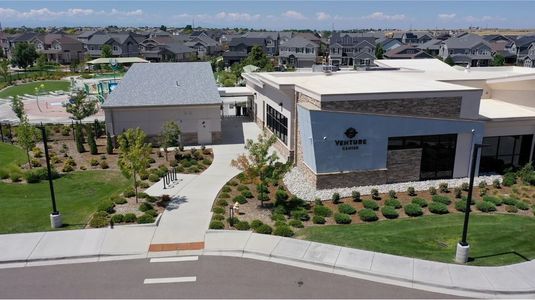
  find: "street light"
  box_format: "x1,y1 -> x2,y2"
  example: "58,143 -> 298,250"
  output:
455,143 -> 487,263
34,83 -> 45,112
38,124 -> 62,229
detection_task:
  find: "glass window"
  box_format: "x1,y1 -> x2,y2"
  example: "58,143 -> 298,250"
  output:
480,135 -> 533,174
265,104 -> 288,145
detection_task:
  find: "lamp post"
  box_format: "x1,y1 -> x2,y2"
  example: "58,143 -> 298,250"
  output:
34,83 -> 45,112
455,143 -> 486,263
38,124 -> 61,228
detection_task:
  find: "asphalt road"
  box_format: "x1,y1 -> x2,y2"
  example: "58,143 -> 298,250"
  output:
0,256 -> 456,299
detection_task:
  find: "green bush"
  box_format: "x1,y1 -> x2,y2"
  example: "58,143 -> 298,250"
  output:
123,213 -> 137,223
250,219 -> 264,230
219,192 -> 230,199
235,221 -> 251,231
482,196 -> 502,206
502,173 -> 516,187
515,201 -> 529,211
381,206 -> 399,219
312,215 -> 326,224
439,182 -> 449,193
288,219 -> 304,228
227,216 -> 240,225
492,179 -> 501,189
338,203 -> 356,215
275,189 -> 289,205
478,181 -> 487,189
202,158 -> 212,165
237,185 -> 249,191
137,214 -> 155,224
370,188 -> 380,200
271,213 -> 286,222
228,180 -> 239,186
212,206 -> 225,214
90,216 -> 109,228
217,199 -> 228,206
506,205 -> 518,213
148,173 -> 160,182
111,214 -> 124,223
144,209 -> 158,217
404,203 -> 423,217
461,195 -> 476,205
255,224 -> 273,234
454,187 -> 462,199
209,221 -> 225,229
351,191 -> 361,202
432,195 -> 452,205
273,225 -> 294,237
111,196 -> 127,205
99,160 -> 109,169
139,202 -> 154,212
290,208 -> 310,221
233,195 -> 247,204
407,186 -> 416,196
221,186 -> 231,193
411,197 -> 428,207
363,200 -> 379,211
334,213 -> 352,224
241,190 -> 253,198
388,190 -> 396,199
97,201 -> 115,214
359,209 -> 378,222
502,197 -> 518,206
62,164 -> 74,173
429,202 -> 449,214
332,192 -> 341,204
461,182 -> 470,191
212,214 -> 225,221
24,170 -> 41,183
313,205 -> 332,217
476,201 -> 496,212
384,198 -> 401,209
455,200 -> 469,212
429,187 -> 437,195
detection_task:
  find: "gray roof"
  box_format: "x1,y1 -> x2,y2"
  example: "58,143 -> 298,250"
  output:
243,31 -> 278,39
164,43 -> 196,54
418,39 -> 442,50
443,33 -> 490,49
102,62 -> 221,108
280,36 -> 318,48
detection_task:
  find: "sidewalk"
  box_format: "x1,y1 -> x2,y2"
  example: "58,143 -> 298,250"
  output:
202,230 -> 535,298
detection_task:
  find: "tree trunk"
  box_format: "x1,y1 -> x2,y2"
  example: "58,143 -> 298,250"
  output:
133,170 -> 138,204
26,150 -> 32,169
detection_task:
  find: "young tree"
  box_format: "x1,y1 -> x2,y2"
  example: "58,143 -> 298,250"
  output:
231,132 -> 279,183
375,43 -> 384,59
243,45 -> 272,71
11,42 -> 38,70
10,95 -> 24,121
86,124 -> 98,155
160,25 -> 167,31
66,90 -> 98,152
160,121 -> 181,160
492,54 -> 505,66
117,128 -> 152,203
75,124 -> 85,153
101,45 -> 113,58
0,59 -> 11,84
16,117 -> 38,169
106,131 -> 114,154
36,53 -> 47,70
444,56 -> 455,66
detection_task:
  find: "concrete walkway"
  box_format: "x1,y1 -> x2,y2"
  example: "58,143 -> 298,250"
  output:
203,230 -> 535,298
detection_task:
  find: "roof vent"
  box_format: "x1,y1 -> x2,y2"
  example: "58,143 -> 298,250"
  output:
175,80 -> 180,87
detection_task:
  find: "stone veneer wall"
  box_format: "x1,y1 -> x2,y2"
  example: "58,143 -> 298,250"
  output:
211,131 -> 223,144
321,97 -> 462,119
181,132 -> 198,145
298,93 -> 321,108
386,148 -> 422,183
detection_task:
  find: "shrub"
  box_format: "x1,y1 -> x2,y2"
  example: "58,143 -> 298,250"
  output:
454,187 -> 462,199
255,224 -> 273,234
137,214 -> 155,224
209,221 -> 224,229
90,216 -> 109,228
381,206 -> 399,219
289,219 -> 304,228
202,159 -> 212,165
123,213 -> 137,223
221,186 -> 231,193
314,198 -> 322,206
506,205 -> 518,213
334,213 -> 352,224
62,164 -> 74,173
138,181 -> 150,188
235,221 -> 251,231
169,160 -> 178,167
502,173 -> 516,187
439,182 -> 449,193
370,189 -> 380,200
455,200 -> 469,212
148,173 -> 160,182
429,202 -> 449,214
432,195 -> 452,205
212,214 -> 225,221
476,201 -> 496,212
407,186 -> 416,196
388,190 -> 397,199
461,195 -> 476,205
479,188 -> 488,197
351,191 -> 361,202
404,203 -> 423,217
502,197 -> 518,206
32,147 -> 43,158
312,215 -> 326,224
359,209 -> 378,222
250,219 -> 264,230
139,171 -> 149,180
273,225 -> 294,237
271,213 -> 286,222
219,192 -> 230,199
492,179 -> 501,189
97,201 -> 115,214
384,198 -> 401,209
227,216 -> 240,225
429,187 -> 437,195
483,196 -> 502,206
478,181 -> 487,189
363,200 -> 379,211
290,208 -> 310,221
233,195 -> 247,204
216,199 -> 228,206
212,207 -> 225,214
332,192 -> 341,204
139,202 -> 154,212
237,185 -> 249,191
338,203 -> 356,215
275,189 -> 289,205
123,188 -> 135,198
241,190 -> 253,198
228,180 -> 239,186
411,197 -> 428,207
112,196 -> 127,205
111,214 -> 124,223
30,158 -> 41,167
461,182 -> 470,191
99,160 -> 109,169
515,201 -> 529,211
313,206 -> 332,218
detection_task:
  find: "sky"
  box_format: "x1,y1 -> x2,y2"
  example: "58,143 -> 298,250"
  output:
0,1 -> 534,30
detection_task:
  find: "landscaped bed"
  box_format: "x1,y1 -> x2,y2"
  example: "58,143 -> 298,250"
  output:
0,80 -> 71,99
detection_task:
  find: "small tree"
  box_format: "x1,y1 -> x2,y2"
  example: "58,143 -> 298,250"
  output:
106,131 -> 114,154
66,90 -> 98,152
36,53 -> 47,70
11,42 -> 38,70
86,124 -> 98,155
101,45 -> 113,58
117,128 -> 152,203
0,59 -> 11,84
231,132 -> 278,184
16,117 -> 38,169
160,121 -> 181,161
10,95 -> 24,121
492,54 -> 505,66
75,124 -> 85,153
444,56 -> 455,66
375,43 -> 384,59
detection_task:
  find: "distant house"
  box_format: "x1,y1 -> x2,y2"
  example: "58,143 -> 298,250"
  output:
139,37 -> 196,62
0,32 -> 11,58
483,34 -> 517,64
32,34 -> 85,64
223,36 -> 266,66
417,39 -> 442,57
376,38 -> 403,52
278,36 -> 319,68
384,45 -> 433,59
523,43 -> 535,68
241,32 -> 279,56
515,35 -> 535,66
83,32 -> 140,58
328,32 -> 376,67
438,33 -> 492,66
185,32 -> 220,58
392,31 -> 432,44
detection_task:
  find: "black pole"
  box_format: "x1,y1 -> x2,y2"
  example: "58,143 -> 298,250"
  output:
0,123 -> 4,142
460,144 -> 483,246
39,125 -> 59,214
8,124 -> 13,144
71,120 -> 75,142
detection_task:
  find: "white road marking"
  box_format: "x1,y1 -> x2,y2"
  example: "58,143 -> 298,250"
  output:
150,256 -> 199,263
144,276 -> 197,284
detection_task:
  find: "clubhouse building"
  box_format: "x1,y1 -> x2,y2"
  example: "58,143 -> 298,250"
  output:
244,60 -> 535,189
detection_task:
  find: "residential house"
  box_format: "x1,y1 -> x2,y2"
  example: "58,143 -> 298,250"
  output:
279,36 -> 319,68
392,31 -> 432,44
83,31 -> 140,58
438,33 -> 492,66
185,32 -> 220,58
515,35 -> 535,66
139,36 -> 196,62
241,32 -> 279,56
417,39 -> 442,56
483,35 -> 517,64
523,43 -> 535,68
328,32 -> 376,67
383,45 -> 433,59
32,34 -> 85,64
0,32 -> 11,57
223,36 -> 268,66
376,38 -> 403,52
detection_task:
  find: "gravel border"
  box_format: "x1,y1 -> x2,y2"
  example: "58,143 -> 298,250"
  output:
283,167 -> 502,201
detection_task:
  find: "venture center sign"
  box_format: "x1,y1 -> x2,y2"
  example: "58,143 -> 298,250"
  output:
334,127 -> 367,151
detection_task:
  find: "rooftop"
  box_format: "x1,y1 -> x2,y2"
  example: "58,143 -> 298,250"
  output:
479,99 -> 535,120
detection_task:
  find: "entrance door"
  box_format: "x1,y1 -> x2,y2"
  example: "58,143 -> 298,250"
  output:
197,120 -> 212,145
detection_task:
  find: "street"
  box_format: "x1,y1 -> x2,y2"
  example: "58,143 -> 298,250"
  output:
0,256 -> 455,298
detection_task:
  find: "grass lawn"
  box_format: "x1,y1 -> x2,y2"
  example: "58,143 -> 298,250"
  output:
0,143 -> 26,166
298,214 -> 535,266
0,80 -> 71,99
0,170 -> 129,234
